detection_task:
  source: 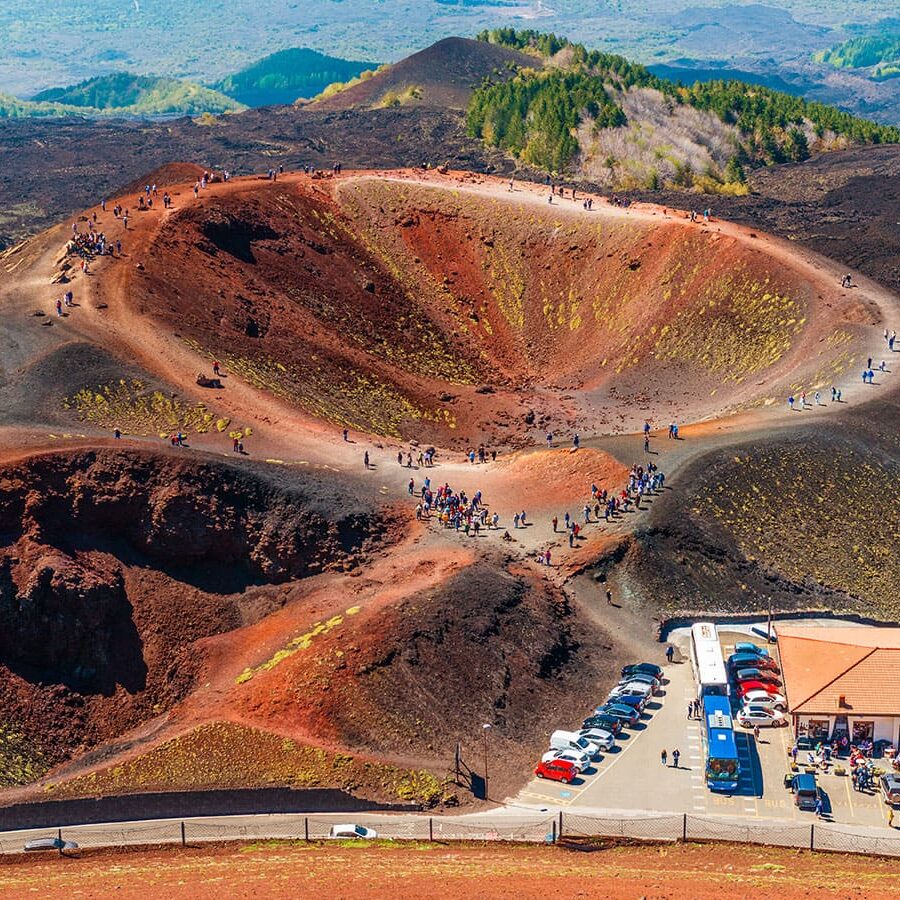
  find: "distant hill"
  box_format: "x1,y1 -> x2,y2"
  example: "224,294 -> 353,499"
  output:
814,33 -> 900,81
15,73 -> 244,118
214,48 -> 380,107
311,36 -> 534,111
467,29 -> 900,191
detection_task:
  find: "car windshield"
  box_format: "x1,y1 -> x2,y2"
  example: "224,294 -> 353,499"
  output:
574,738 -> 589,750
354,826 -> 367,836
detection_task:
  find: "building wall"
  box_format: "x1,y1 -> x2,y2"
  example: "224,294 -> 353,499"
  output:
796,714 -> 900,747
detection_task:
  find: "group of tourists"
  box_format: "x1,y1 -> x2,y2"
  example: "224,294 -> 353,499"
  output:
413,479 -> 498,536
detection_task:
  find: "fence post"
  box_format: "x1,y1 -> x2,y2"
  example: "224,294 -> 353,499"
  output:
57,828 -> 62,857
810,823 -> 815,851
429,817 -> 433,842
682,813 -> 687,842
551,819 -> 557,843
180,821 -> 186,847
558,810 -> 563,838
305,817 -> 309,842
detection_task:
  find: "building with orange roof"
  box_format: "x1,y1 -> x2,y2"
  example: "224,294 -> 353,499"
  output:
774,624 -> 900,750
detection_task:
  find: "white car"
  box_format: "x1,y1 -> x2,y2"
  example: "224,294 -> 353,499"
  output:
578,727 -> 616,752
618,673 -> 660,693
329,824 -> 378,839
612,681 -> 653,700
741,689 -> 787,711
550,730 -> 601,759
542,749 -> 590,772
736,706 -> 787,728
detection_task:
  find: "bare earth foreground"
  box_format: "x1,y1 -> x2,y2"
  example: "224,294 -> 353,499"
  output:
2,841 -> 899,899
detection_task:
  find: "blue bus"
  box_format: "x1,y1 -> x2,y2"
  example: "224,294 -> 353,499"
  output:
702,695 -> 740,792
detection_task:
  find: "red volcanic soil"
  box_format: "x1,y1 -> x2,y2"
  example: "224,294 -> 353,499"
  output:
119,169 -> 881,451
0,448 -> 392,785
3,841 -> 899,900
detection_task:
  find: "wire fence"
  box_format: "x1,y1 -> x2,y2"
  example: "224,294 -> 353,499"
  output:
2,811 -> 899,858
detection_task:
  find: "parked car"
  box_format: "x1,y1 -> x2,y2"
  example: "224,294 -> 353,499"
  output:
550,730 -> 601,759
534,758 -> 578,784
741,689 -> 787,711
621,662 -> 663,680
606,688 -> 647,710
792,773 -> 819,811
734,668 -> 782,687
880,773 -> 900,806
329,824 -> 378,839
24,837 -> 79,853
582,714 -> 623,735
728,653 -> 780,674
734,642 -> 770,657
736,706 -> 787,728
736,680 -> 782,698
541,749 -> 588,773
595,703 -> 640,726
578,727 -> 616,752
618,672 -> 661,693
616,679 -> 654,697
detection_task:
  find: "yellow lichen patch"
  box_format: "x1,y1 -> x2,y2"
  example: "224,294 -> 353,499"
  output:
42,722 -> 456,807
653,272 -> 806,381
0,726 -> 48,787
237,614 -> 346,684
64,379 -> 217,435
696,443 -> 900,617
185,338 -> 454,438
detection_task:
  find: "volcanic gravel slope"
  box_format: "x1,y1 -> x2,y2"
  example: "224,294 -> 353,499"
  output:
131,170 -> 881,447
0,167 -> 896,809
0,448 -> 390,782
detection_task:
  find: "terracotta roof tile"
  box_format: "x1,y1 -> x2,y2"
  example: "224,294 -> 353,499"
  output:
774,626 -> 900,716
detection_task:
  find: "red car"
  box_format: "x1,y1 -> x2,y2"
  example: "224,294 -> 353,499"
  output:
534,759 -> 579,784
737,680 -> 781,697
735,669 -> 782,687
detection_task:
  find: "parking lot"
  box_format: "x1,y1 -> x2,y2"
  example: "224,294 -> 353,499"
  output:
516,628 -> 893,828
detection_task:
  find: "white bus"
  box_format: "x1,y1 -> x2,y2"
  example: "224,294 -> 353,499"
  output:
690,622 -> 728,697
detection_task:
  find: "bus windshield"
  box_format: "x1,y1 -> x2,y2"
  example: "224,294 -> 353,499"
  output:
707,757 -> 738,781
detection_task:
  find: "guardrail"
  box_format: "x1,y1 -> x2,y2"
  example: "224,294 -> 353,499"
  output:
2,811 -> 898,858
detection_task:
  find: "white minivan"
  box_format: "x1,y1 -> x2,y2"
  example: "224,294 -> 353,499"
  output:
550,729 -> 601,759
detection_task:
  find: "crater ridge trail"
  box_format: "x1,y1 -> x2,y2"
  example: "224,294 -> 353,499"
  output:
0,166 -> 896,808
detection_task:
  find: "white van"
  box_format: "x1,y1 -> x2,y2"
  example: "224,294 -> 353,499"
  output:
550,730 -> 601,759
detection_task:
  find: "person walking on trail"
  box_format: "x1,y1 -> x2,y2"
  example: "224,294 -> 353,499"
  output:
364,451 -> 369,469
606,588 -> 613,605
644,435 -> 650,453
343,429 -> 349,442
753,725 -> 761,742
544,549 -> 551,567
546,432 -> 553,448
815,796 -> 824,818
514,512 -> 520,529
672,748 -> 680,768
572,433 -> 580,449
666,645 -> 674,663
661,749 -> 667,766
407,478 -> 414,496
889,807 -> 895,828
